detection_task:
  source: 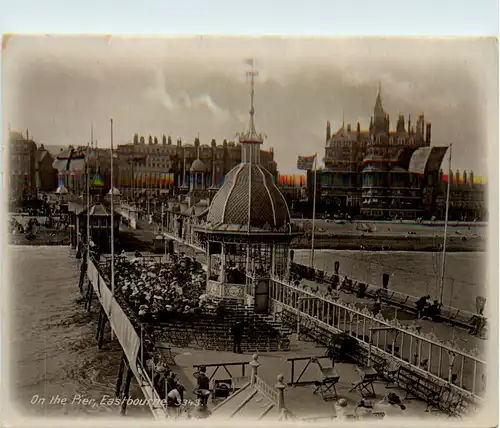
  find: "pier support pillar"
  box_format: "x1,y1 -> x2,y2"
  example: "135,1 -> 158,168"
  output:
79,259 -> 87,292
120,365 -> 133,416
96,310 -> 103,341
98,309 -> 107,349
115,353 -> 126,397
86,283 -> 93,312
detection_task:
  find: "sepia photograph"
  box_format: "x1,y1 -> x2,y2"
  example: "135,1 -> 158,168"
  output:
1,34 -> 498,425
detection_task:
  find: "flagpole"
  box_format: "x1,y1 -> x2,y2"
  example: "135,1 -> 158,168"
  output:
110,119 -> 115,340
439,144 -> 452,305
86,142 -> 91,252
87,125 -> 93,251
310,153 -> 318,268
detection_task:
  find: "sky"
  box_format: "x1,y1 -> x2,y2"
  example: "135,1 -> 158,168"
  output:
2,36 -> 498,175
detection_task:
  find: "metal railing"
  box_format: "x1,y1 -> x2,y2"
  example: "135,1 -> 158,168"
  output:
269,277 -> 485,402
291,263 -> 487,327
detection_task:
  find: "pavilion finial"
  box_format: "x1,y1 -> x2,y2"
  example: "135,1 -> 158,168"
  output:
238,58 -> 264,144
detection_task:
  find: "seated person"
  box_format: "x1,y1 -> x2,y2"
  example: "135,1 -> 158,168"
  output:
334,398 -> 348,420
425,300 -> 442,321
167,373 -> 185,402
371,297 -> 382,316
373,393 -> 406,417
166,386 -> 183,417
355,399 -> 374,418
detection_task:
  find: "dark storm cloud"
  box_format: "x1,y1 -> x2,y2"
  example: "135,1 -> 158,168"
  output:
3,36 -> 497,175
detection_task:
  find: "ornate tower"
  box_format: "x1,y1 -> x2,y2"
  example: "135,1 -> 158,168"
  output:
373,82 -> 387,135
237,60 -> 265,164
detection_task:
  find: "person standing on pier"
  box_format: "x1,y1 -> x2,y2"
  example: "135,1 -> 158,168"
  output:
193,366 -> 211,409
415,295 -> 429,319
232,320 -> 244,354
331,261 -> 340,289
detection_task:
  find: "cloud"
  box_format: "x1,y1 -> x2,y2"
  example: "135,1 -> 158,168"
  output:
145,69 -> 175,110
193,94 -> 230,122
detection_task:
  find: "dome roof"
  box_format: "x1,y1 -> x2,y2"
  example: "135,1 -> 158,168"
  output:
207,164 -> 291,231
191,158 -> 207,173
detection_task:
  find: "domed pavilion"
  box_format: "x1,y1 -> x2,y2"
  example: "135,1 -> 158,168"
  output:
193,67 -> 301,310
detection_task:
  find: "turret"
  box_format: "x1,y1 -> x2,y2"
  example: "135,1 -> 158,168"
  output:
162,134 -> 167,145
168,136 -> 172,145
148,135 -> 153,145
396,114 -> 406,133
326,120 -> 331,142
469,171 -> 474,186
346,124 -> 351,132
425,122 -> 432,146
154,136 -> 158,145
408,115 -> 412,134
463,170 -> 468,185
416,114 -> 425,139
139,136 -> 145,145
133,133 -> 139,145
455,170 -> 460,185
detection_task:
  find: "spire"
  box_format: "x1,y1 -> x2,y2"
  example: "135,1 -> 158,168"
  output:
238,58 -> 264,144
374,81 -> 383,115
342,108 -> 345,129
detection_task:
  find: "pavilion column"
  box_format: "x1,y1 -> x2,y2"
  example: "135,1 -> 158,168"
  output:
271,243 -> 276,277
220,243 -> 227,283
206,241 -> 212,284
246,244 -> 251,275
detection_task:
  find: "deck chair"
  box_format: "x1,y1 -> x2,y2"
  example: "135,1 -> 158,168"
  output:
383,360 -> 401,388
312,358 -> 340,401
349,366 -> 377,398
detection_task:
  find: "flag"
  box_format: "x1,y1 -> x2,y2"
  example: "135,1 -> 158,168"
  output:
91,173 -> 104,187
244,58 -> 254,67
297,154 -> 317,170
409,146 -> 449,176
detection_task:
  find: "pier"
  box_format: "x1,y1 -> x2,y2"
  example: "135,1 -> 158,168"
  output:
75,243 -> 484,420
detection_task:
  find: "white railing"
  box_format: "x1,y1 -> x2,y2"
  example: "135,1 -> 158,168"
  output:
87,258 -> 168,419
292,263 -> 486,324
254,375 -> 279,403
269,277 -> 485,401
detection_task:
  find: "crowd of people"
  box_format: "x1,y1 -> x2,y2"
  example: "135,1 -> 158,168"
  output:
113,253 -> 210,319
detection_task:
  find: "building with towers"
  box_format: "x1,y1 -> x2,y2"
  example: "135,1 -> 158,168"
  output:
311,84 -> 435,219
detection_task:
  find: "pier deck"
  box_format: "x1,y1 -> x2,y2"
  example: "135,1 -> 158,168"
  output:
171,336 -> 448,420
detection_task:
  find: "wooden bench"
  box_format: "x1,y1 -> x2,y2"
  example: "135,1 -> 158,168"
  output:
397,366 -> 442,406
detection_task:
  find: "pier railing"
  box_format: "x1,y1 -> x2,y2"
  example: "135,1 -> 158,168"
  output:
87,257 -> 169,419
291,262 -> 487,329
269,277 -> 485,404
